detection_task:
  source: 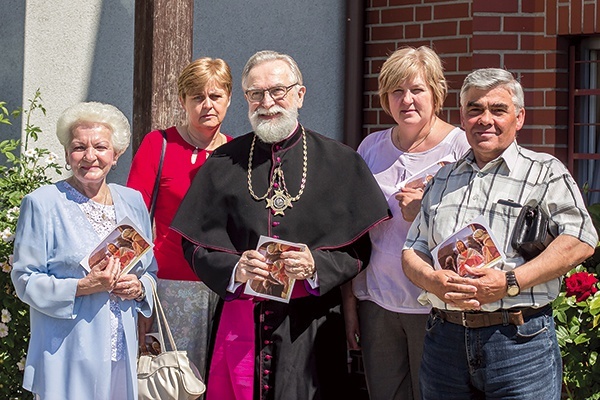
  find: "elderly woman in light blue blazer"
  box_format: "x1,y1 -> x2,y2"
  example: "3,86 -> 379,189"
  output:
11,102 -> 157,400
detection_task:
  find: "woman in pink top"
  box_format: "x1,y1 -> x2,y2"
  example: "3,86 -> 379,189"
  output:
343,46 -> 470,400
127,57 -> 233,379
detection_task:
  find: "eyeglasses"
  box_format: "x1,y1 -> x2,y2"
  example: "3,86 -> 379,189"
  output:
245,83 -> 298,102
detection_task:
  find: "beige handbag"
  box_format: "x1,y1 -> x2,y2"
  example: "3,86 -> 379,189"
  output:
137,283 -> 206,400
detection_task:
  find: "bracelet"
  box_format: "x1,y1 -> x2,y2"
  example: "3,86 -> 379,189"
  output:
135,284 -> 146,302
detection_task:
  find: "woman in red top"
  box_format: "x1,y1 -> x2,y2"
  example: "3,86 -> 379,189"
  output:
127,57 -> 233,378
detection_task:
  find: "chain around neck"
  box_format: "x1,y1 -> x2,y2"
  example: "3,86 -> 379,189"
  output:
247,126 -> 308,203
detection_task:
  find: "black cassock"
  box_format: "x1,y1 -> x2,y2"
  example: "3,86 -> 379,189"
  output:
172,126 -> 389,400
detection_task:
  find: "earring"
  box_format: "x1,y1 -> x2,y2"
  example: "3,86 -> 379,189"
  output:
64,163 -> 71,171
111,164 -> 117,171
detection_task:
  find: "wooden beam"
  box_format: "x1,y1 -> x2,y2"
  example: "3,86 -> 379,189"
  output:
132,0 -> 193,152
343,0 -> 365,149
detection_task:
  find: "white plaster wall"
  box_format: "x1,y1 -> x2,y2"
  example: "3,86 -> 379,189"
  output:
21,0 -> 134,184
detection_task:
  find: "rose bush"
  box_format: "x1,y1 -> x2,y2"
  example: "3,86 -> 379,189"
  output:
0,92 -> 61,399
553,202 -> 600,400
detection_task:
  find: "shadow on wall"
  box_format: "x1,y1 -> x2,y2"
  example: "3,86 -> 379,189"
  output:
86,0 -> 135,185
0,0 -> 25,147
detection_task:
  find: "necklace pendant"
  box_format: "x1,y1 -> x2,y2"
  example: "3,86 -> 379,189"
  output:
266,189 -> 293,216
191,148 -> 199,164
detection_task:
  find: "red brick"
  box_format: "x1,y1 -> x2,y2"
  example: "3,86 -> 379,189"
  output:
459,19 -> 473,35
504,53 -> 546,70
473,16 -> 502,32
371,25 -> 404,41
504,16 -> 545,32
473,0 -> 518,13
389,0 -> 420,6
583,3 -> 595,33
381,7 -> 416,24
365,77 -> 380,92
433,37 -> 470,53
366,9 -> 382,25
557,5 -> 570,34
521,71 -> 568,91
473,34 -> 519,51
546,0 -> 557,35
458,55 -> 473,72
522,0 -> 545,13
469,53 -> 501,69
370,0 -> 389,8
404,24 -> 422,39
571,0 -> 583,34
446,72 -> 468,91
520,34 -> 559,51
545,89 -> 569,108
545,51 -> 568,70
364,42 -> 398,58
441,55 -> 459,72
380,112 -> 395,125
528,108 -> 569,125
544,128 -> 568,147
363,111 -> 380,125
524,90 -> 544,107
433,2 -> 470,19
415,5 -> 433,22
423,21 -> 458,37
597,0 -> 600,32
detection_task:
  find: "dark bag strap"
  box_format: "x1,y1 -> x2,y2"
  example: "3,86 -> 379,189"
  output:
149,130 -> 167,221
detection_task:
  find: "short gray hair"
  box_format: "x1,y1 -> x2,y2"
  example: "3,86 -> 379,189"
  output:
241,50 -> 303,89
56,102 -> 131,155
460,68 -> 524,114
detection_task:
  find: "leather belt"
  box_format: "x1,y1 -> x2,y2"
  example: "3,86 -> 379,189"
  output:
432,305 -> 551,328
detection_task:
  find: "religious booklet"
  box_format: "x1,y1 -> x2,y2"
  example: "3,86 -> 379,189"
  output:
81,216 -> 153,277
243,235 -> 305,303
395,155 -> 456,190
431,216 -> 505,277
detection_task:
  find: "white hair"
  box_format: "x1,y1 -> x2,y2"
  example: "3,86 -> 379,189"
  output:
56,102 -> 131,155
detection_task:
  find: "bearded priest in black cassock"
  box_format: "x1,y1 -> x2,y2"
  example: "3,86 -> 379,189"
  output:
172,50 -> 390,400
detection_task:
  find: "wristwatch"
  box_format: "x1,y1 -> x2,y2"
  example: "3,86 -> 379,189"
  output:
506,270 -> 520,297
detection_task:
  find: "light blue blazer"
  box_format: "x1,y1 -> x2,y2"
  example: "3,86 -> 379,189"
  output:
11,181 -> 157,400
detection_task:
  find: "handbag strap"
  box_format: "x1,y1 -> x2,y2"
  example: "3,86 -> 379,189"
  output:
149,280 -> 178,352
149,130 -> 167,221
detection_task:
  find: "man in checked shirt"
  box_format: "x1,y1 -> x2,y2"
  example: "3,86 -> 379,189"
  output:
402,68 -> 598,400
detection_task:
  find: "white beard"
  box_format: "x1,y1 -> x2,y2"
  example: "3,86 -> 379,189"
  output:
249,105 -> 299,144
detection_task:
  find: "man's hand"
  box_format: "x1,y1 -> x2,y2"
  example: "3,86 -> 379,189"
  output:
281,245 -> 315,280
428,269 -> 481,310
460,266 -> 508,306
235,250 -> 270,283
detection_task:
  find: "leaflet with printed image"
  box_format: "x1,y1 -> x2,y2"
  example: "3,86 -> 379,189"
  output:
81,216 -> 153,276
396,155 -> 455,190
243,235 -> 305,303
431,216 -> 505,276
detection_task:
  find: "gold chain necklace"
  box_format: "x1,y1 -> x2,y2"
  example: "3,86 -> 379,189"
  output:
247,127 -> 308,216
395,117 -> 437,153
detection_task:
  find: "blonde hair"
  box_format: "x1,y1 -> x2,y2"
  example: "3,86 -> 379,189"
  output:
378,46 -> 447,116
177,57 -> 233,100
56,102 -> 130,155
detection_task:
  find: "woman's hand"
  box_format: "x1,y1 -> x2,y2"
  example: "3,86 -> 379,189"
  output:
395,187 -> 424,222
341,282 -> 361,350
76,256 -> 121,296
112,274 -> 144,301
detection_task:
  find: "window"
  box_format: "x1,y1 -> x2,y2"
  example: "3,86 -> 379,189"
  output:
570,38 -> 600,205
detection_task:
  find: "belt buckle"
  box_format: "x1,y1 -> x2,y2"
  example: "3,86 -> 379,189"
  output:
461,312 -> 468,327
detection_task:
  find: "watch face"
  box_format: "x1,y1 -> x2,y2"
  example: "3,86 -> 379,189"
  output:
507,285 -> 520,297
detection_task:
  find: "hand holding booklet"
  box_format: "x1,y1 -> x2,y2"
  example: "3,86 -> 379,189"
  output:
431,216 -> 505,277
243,235 -> 305,303
81,217 -> 153,276
396,155 -> 455,190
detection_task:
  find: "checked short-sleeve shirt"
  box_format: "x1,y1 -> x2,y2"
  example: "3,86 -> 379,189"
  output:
404,141 -> 598,311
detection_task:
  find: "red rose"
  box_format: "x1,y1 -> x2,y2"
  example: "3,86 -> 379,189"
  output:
565,272 -> 599,302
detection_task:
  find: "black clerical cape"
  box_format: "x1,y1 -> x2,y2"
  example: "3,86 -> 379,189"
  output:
172,126 -> 389,400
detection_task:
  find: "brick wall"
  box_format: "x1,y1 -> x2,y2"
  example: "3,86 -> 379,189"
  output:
363,0 -> 600,163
